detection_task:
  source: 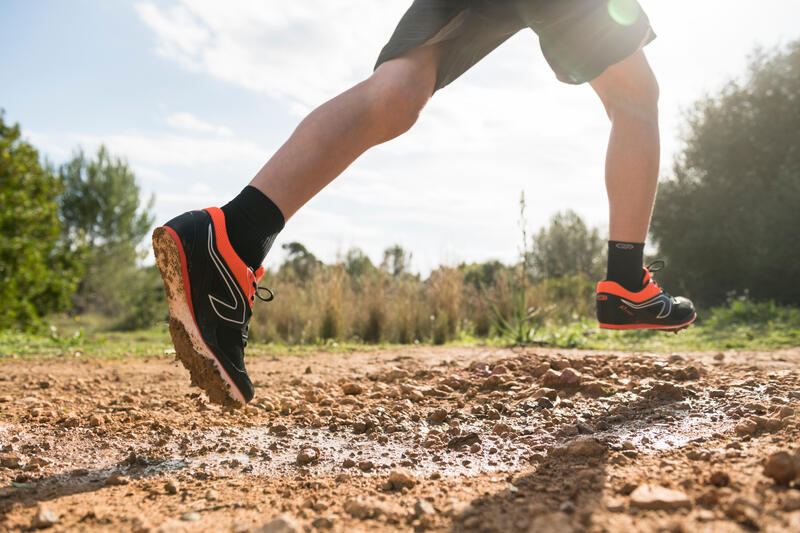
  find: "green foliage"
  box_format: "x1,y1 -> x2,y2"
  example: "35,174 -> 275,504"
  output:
381,244 -> 412,277
58,146 -> 161,327
280,242 -> 322,281
651,41 -> 800,306
59,146 -> 154,247
0,112 -> 85,329
531,209 -> 605,280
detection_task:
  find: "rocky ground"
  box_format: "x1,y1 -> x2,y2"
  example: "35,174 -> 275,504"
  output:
1,346 -> 800,532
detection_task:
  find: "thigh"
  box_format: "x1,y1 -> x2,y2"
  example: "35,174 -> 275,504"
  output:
375,0 -> 527,92
519,0 -> 656,85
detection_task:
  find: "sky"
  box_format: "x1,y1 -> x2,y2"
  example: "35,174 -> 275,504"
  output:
2,0 -> 799,274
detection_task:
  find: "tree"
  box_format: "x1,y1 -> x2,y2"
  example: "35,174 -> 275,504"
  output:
59,146 -> 154,248
651,41 -> 800,305
381,244 -> 412,277
344,247 -> 376,279
0,112 -> 85,328
58,146 -> 159,324
280,242 -> 322,281
530,210 -> 605,280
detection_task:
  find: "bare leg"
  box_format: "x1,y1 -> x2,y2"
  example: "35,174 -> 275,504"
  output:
249,46 -> 440,220
590,49 -> 660,243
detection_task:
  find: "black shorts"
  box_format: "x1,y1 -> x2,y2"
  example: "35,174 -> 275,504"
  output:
375,0 -> 655,91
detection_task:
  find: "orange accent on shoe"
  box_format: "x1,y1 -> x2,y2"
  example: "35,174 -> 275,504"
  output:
204,207 -> 260,309
597,266 -> 661,302
599,313 -> 697,330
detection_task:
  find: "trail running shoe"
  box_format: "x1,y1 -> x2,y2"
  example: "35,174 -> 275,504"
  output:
596,261 -> 696,332
152,208 -> 273,407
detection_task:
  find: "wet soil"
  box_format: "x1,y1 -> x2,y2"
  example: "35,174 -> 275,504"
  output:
1,346 -> 800,532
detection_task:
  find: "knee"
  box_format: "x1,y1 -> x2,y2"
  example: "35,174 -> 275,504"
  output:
600,72 -> 659,124
365,64 -> 434,139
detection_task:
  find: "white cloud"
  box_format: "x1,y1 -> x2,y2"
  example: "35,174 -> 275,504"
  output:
166,112 -> 233,136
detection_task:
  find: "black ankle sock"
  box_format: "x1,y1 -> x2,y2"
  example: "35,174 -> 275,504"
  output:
220,186 -> 285,271
606,241 -> 645,291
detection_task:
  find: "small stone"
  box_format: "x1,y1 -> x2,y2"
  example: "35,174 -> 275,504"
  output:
165,479 -> 179,494
783,493 -> 800,512
311,516 -> 333,530
88,414 -> 104,427
537,397 -> 554,409
414,499 -> 435,517
734,420 -> 757,436
387,469 -> 416,490
708,471 -> 730,487
541,370 -> 562,388
646,382 -> 684,401
256,514 -> 300,533
297,447 -> 319,465
0,453 -> 22,469
358,460 -> 373,472
764,451 -> 796,484
427,409 -> 448,425
559,368 -> 581,386
180,512 -> 200,522
31,505 -> 58,529
104,471 -> 129,486
0,395 -> 12,403
778,406 -> 795,419
205,489 -> 219,501
559,501 -> 576,514
342,383 -> 363,395
629,484 -> 691,510
605,496 -> 626,512
447,432 -> 480,449
563,437 -> 605,457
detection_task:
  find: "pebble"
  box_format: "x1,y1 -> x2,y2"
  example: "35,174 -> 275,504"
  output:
562,437 -> 605,457
387,468 -> 416,490
764,451 -> 797,484
31,505 -> 58,529
0,395 -> 12,403
447,432 -> 480,449
734,420 -> 757,436
180,512 -> 200,522
778,406 -> 795,419
256,514 -> 300,533
0,453 -> 22,469
104,471 -> 129,486
165,479 -> 179,494
311,516 -> 334,530
559,368 -> 582,386
358,460 -> 373,472
629,484 -> 692,510
708,471 -> 730,487
414,499 -> 435,517
427,409 -> 448,425
297,447 -> 319,465
205,489 -> 219,501
342,383 -> 363,395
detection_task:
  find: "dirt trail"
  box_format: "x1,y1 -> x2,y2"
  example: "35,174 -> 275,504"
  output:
2,346 -> 800,532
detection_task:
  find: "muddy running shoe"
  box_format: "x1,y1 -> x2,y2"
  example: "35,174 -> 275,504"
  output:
596,262 -> 696,332
152,208 -> 273,407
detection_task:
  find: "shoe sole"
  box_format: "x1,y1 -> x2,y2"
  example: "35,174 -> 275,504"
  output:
599,313 -> 697,333
152,226 -> 246,408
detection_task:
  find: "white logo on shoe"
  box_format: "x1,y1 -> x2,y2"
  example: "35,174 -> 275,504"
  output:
620,294 -> 672,319
207,224 -> 246,324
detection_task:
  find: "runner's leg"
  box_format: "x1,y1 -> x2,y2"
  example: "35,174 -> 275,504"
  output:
590,49 -> 660,243
249,45 -> 440,220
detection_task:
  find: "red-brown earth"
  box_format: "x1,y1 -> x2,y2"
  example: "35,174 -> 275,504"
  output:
1,346 -> 800,532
